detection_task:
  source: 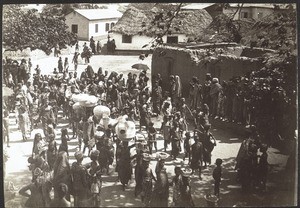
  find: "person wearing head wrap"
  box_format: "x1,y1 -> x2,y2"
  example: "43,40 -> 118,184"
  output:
71,151 -> 89,206
53,151 -> 72,201
210,77 -> 222,118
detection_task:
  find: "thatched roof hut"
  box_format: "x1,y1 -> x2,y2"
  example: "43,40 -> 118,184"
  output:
111,7 -> 213,39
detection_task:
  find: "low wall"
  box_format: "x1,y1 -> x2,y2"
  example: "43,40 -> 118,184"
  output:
152,46 -> 264,96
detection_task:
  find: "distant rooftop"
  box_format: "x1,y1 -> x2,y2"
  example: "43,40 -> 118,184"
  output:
182,3 -> 290,10
73,9 -> 123,20
181,3 -> 215,10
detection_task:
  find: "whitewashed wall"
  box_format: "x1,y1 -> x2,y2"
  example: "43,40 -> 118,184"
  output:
65,12 -> 89,40
112,33 -> 188,50
88,19 -> 119,40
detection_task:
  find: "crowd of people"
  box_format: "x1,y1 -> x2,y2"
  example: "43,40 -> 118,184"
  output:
188,73 -> 253,126
2,44 -> 269,207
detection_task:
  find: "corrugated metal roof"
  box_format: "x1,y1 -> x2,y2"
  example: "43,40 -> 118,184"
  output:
74,9 -> 123,20
181,3 -> 215,10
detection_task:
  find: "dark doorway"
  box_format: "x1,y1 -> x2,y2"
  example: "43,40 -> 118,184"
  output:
167,36 -> 178,44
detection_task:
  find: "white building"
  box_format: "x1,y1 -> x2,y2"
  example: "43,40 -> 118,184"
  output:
111,7 -> 212,51
65,9 -> 123,41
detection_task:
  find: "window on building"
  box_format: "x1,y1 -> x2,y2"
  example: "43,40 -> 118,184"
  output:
105,23 -> 110,32
167,36 -> 178,44
111,22 -> 115,29
122,35 -> 132,43
71,24 -> 78,33
95,24 -> 98,33
257,12 -> 263,19
241,12 -> 248,18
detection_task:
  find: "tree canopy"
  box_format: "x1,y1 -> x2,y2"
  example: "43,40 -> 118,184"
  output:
3,5 -> 77,55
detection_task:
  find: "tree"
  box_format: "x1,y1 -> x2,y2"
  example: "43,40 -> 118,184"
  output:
3,5 -> 77,55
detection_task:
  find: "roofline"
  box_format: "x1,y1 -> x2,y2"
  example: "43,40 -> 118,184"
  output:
65,10 -> 89,21
228,5 -> 278,9
65,10 -> 121,21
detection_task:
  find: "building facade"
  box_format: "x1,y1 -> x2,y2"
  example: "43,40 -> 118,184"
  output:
110,33 -> 187,51
65,9 -> 122,41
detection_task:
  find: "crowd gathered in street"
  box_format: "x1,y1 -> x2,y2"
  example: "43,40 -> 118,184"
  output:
2,42 -> 270,207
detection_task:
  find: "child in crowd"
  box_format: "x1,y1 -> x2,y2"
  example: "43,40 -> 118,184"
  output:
213,158 -> 223,197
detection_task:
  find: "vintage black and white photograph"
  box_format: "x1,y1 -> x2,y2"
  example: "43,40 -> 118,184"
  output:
2,2 -> 298,207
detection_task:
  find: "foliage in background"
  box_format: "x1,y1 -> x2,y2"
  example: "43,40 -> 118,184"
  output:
3,5 -> 77,55
242,52 -> 297,143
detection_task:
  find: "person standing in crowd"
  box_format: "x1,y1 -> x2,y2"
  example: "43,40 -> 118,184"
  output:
97,41 -> 102,54
134,140 -> 146,197
183,132 -> 192,163
39,98 -> 55,138
151,80 -> 163,115
47,134 -> 57,171
210,78 -> 222,119
111,39 -> 116,54
118,141 -> 136,190
49,183 -> 71,207
139,104 -> 151,132
141,154 -> 156,207
203,73 -> 212,110
257,144 -> 268,191
3,110 -> 10,147
147,122 -> 157,155
17,105 -> 30,142
71,151 -> 89,207
28,58 -> 32,74
64,57 -> 69,73
161,115 -> 171,152
171,166 -> 183,207
151,155 -> 169,207
19,59 -> 29,83
169,75 -> 176,105
202,124 -> 217,168
72,52 -> 79,71
19,168 -> 45,207
58,57 -> 63,73
180,169 -> 195,207
90,36 -> 96,54
58,128 -> 70,156
170,122 -> 181,160
213,158 -> 223,198
174,75 -> 182,106
190,132 -> 204,180
52,151 -> 72,202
